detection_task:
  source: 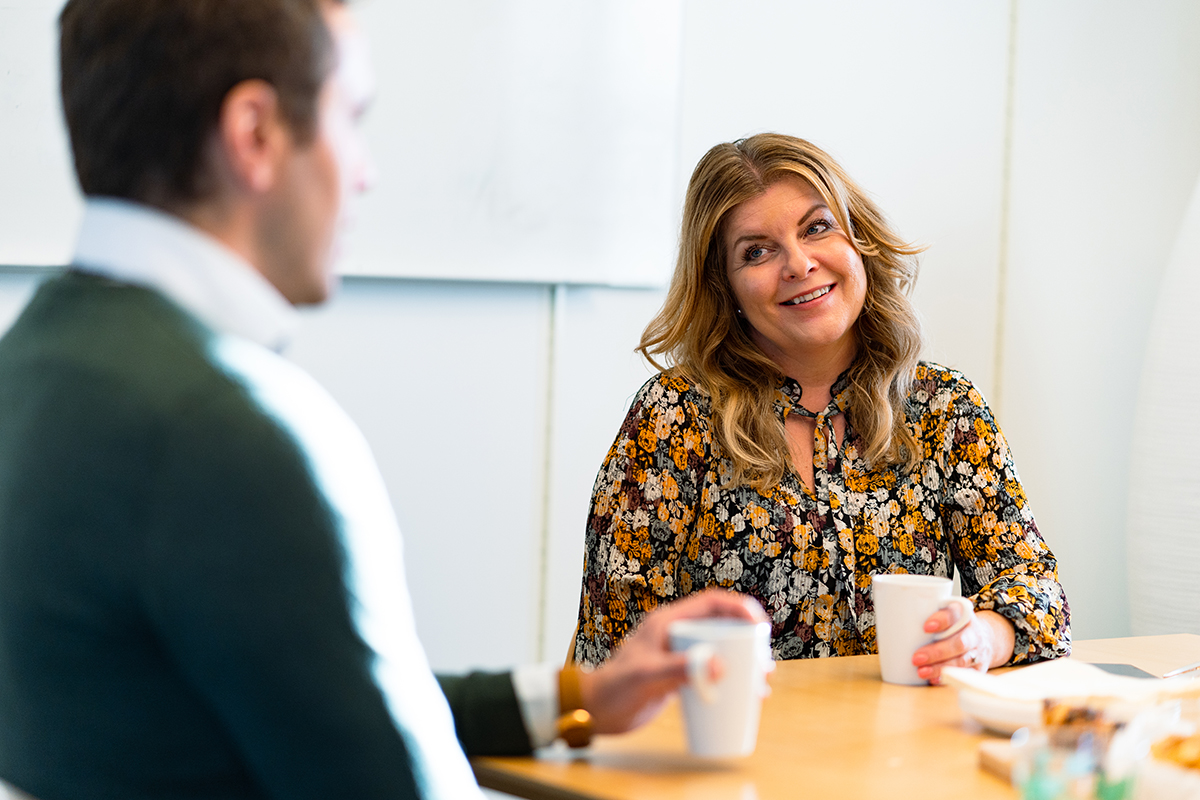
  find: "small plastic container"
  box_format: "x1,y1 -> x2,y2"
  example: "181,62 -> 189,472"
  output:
1010,721 -> 1141,800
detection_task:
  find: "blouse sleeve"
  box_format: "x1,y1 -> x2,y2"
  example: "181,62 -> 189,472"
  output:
933,374 -> 1071,664
573,374 -> 710,667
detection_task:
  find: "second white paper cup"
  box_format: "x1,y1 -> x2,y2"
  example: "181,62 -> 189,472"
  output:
872,574 -> 973,685
667,618 -> 773,758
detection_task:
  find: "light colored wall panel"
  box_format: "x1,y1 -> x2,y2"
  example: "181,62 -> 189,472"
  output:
1127,174 -> 1200,636
1002,0 -> 1200,639
0,1 -> 81,266
0,274 -> 44,329
678,0 -> 1010,395
288,279 -> 552,672
541,285 -> 667,661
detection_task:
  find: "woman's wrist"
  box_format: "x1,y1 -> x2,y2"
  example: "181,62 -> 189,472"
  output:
976,609 -> 1017,668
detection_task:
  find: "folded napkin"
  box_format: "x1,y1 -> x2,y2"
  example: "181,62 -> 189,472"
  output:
942,660 -> 1199,705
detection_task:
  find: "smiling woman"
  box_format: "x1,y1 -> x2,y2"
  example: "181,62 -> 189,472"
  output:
724,177 -> 867,366
573,133 -> 1071,681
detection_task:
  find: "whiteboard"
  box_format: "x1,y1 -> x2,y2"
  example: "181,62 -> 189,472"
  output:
0,0 -> 684,287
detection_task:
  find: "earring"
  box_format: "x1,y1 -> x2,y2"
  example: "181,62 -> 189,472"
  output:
736,308 -> 743,316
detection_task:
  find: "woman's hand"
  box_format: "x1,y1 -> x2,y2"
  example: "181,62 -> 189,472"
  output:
577,589 -> 768,735
911,607 -> 1016,685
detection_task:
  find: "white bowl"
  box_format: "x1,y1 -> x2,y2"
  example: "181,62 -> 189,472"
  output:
956,688 -> 1041,735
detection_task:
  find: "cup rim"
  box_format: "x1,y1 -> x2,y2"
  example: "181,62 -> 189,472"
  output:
667,618 -> 769,641
871,573 -> 952,588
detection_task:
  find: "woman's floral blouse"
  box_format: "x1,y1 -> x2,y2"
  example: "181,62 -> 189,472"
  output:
573,362 -> 1070,666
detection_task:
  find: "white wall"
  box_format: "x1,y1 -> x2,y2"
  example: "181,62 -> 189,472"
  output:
2,0 -> 1199,671
679,0 -> 1012,393
289,280 -> 554,670
1000,0 -> 1200,640
0,2 -> 81,265
289,280 -> 670,671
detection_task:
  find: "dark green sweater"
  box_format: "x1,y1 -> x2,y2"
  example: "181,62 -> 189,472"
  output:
0,274 -> 529,800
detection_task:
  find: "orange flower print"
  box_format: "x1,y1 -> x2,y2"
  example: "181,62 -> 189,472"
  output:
856,529 -> 880,556
573,364 -> 1069,668
637,423 -> 658,454
747,504 -> 770,529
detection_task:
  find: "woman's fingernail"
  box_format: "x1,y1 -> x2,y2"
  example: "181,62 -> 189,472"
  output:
913,653 -> 928,666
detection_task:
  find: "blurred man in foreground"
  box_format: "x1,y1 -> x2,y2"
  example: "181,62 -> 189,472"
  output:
0,1 -> 762,798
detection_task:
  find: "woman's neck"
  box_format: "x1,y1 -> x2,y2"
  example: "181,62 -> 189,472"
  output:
755,334 -> 857,414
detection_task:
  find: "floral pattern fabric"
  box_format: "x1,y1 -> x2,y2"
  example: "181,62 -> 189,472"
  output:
573,362 -> 1070,666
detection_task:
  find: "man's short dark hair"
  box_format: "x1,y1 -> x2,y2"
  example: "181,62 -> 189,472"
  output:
59,0 -> 339,207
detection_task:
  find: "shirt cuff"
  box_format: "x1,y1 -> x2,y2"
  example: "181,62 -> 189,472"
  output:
511,663 -> 560,748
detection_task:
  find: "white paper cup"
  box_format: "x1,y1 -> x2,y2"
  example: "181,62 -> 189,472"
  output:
872,574 -> 973,685
667,618 -> 773,758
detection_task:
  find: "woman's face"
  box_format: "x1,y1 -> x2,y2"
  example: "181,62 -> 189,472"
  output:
723,175 -> 867,374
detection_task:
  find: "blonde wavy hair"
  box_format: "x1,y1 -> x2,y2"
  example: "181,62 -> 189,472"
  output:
640,133 -> 925,489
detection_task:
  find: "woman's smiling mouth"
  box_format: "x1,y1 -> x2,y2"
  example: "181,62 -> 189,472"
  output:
781,285 -> 833,306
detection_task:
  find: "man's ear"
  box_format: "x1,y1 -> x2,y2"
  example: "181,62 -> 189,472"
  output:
214,79 -> 292,194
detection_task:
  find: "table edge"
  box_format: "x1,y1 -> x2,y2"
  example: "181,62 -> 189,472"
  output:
472,759 -> 607,800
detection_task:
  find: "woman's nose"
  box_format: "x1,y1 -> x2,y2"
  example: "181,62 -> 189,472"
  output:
780,243 -> 817,280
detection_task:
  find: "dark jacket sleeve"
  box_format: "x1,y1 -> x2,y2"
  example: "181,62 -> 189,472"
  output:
436,672 -> 533,756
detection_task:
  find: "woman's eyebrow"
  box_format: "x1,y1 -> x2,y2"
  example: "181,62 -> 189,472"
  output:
727,203 -> 829,249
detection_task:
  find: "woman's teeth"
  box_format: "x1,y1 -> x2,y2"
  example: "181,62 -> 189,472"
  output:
782,285 -> 832,306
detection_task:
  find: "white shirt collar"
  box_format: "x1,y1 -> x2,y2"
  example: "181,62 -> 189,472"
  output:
72,197 -> 299,351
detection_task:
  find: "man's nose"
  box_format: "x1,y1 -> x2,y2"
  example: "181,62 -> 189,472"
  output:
355,145 -> 378,194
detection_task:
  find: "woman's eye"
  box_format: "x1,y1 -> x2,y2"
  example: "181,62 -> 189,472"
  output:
806,220 -> 832,236
743,245 -> 766,262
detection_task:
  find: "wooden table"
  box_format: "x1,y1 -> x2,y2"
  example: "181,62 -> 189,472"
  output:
473,634 -> 1200,800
